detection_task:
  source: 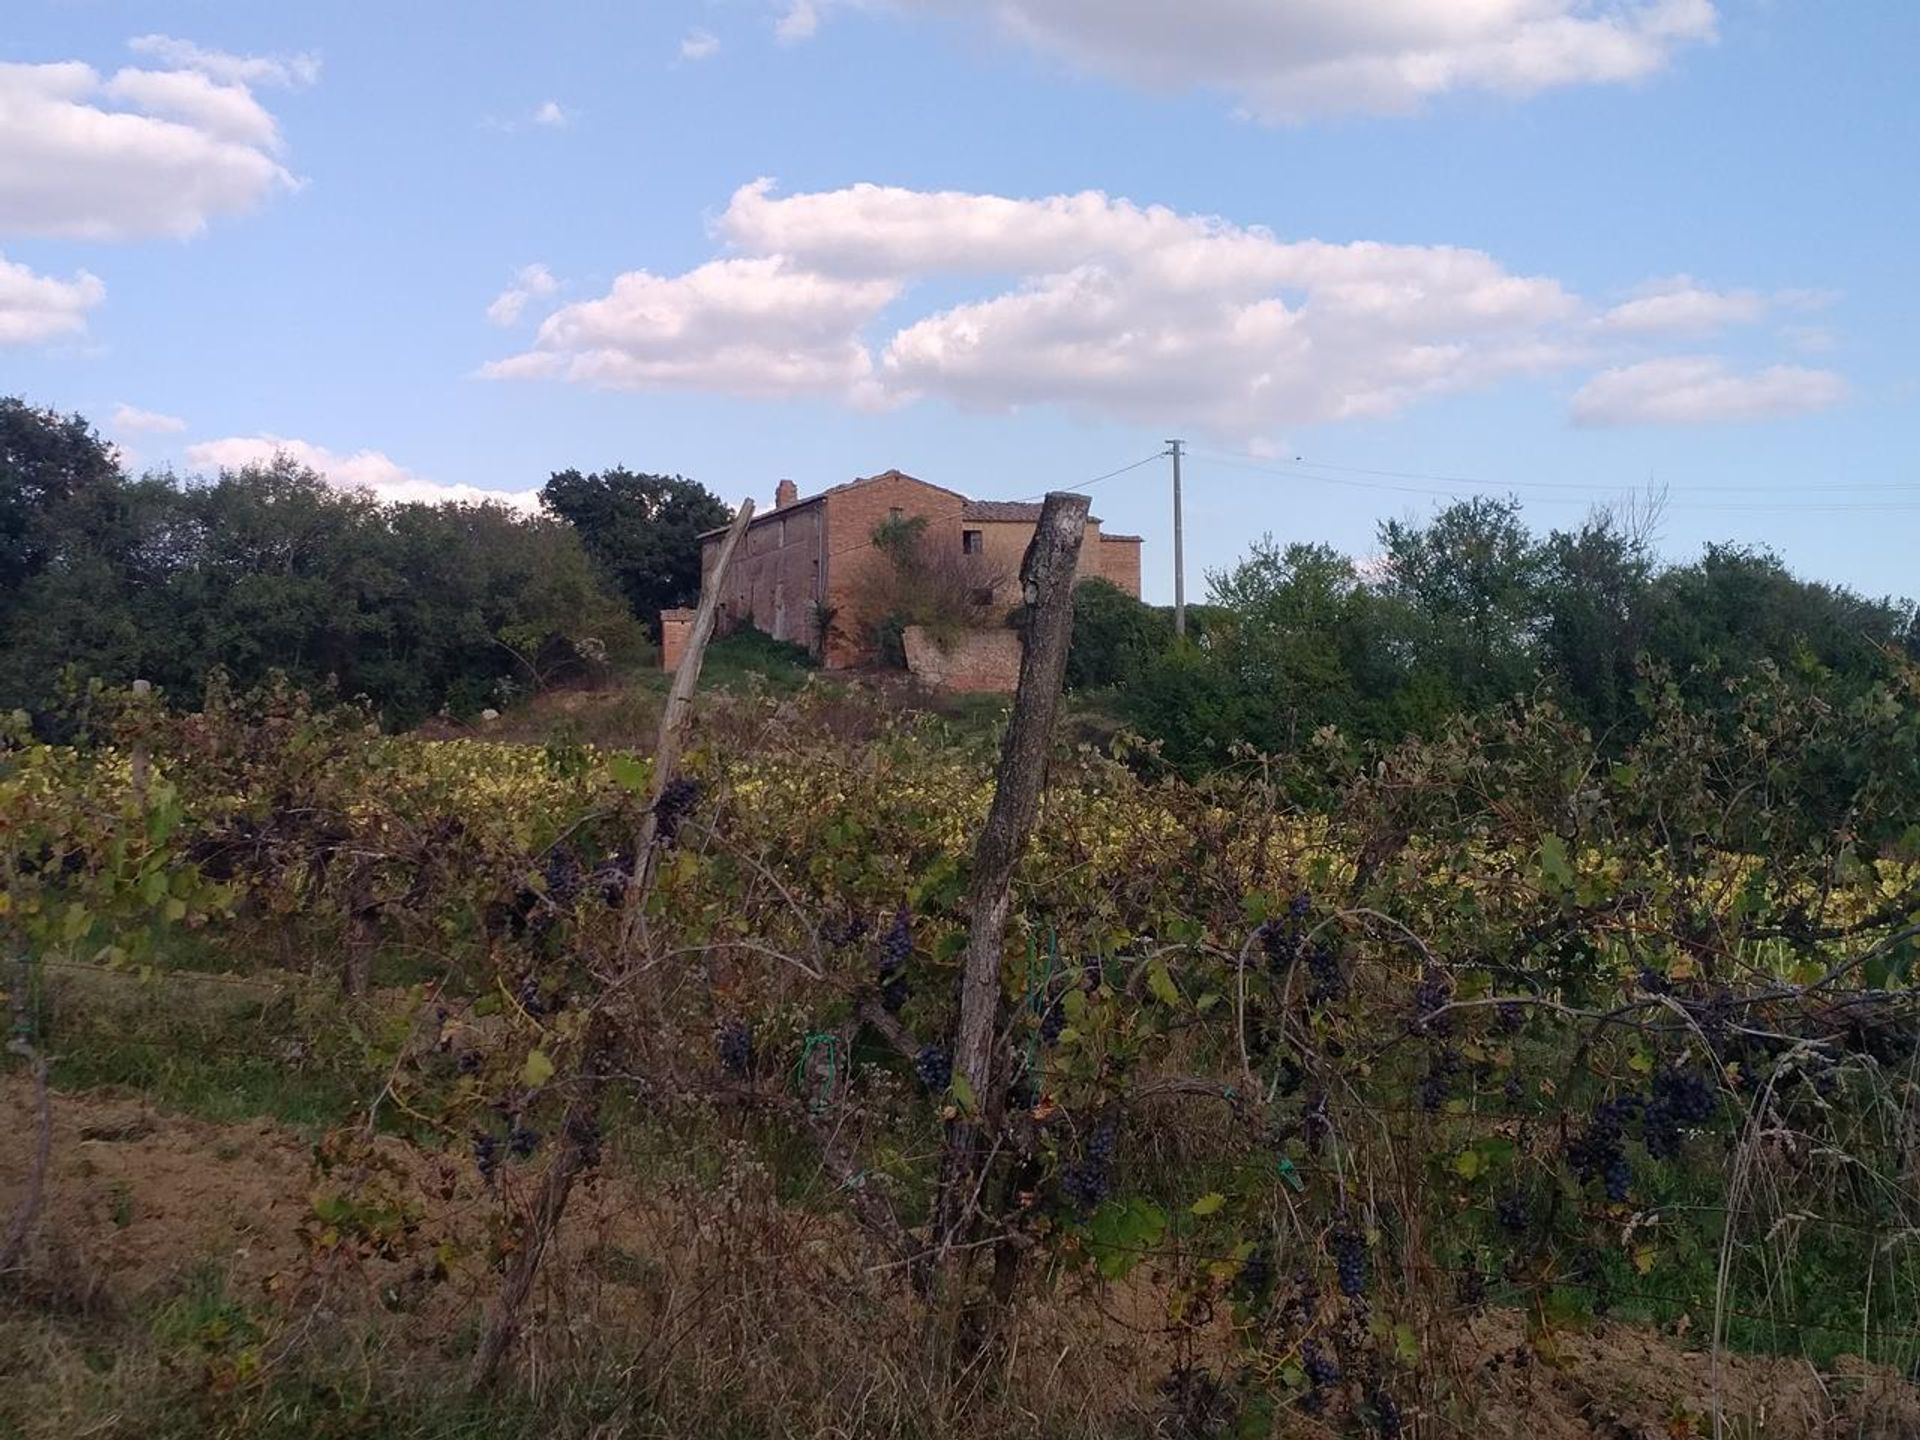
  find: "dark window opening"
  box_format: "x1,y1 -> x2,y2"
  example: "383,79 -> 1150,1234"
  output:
962,529 -> 984,554
969,586 -> 996,608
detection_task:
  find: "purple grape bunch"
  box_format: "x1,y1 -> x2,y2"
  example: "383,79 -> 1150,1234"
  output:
1411,964 -> 1452,1036
1567,1097 -> 1635,1202
877,905 -> 912,1014
652,775 -> 701,846
914,1045 -> 952,1092
1061,1119 -> 1117,1213
1331,1222 -> 1368,1298
717,1019 -> 754,1077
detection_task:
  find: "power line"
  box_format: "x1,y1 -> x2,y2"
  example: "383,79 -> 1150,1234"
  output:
1212,450 -> 1920,496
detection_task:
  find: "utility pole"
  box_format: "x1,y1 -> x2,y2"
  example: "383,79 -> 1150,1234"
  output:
1167,439 -> 1186,639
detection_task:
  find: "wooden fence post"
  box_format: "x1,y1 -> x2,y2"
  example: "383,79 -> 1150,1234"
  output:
934,492 -> 1090,1260
469,499 -> 755,1389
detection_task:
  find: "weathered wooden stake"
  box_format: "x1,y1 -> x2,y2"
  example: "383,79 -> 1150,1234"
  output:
934,491 -> 1090,1259
469,499 -> 755,1389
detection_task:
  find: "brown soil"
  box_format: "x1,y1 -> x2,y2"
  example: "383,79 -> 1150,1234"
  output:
3,1079 -> 1917,1439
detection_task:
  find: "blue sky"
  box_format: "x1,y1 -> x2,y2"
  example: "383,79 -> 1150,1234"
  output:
4,1 -> 1915,603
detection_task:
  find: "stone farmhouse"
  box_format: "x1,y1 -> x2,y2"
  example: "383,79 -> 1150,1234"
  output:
660,469 -> 1143,675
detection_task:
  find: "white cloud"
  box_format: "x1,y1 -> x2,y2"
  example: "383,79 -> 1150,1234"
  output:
486,179 -> 1839,439
1596,275 -> 1766,337
482,255 -> 896,400
1570,356 -> 1846,426
776,1 -> 821,43
798,0 -> 1716,118
111,402 -> 187,434
681,29 -> 723,61
485,263 -> 561,326
0,56 -> 299,241
532,100 -> 572,128
126,35 -> 320,90
185,436 -> 542,511
0,252 -> 105,344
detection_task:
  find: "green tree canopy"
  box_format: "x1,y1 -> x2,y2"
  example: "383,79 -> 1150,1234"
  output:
539,468 -> 731,632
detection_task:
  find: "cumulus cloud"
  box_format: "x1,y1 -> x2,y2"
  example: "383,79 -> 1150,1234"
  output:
795,0 -> 1716,118
485,263 -> 561,326
126,35 -> 320,90
0,53 -> 300,241
1570,356 -> 1846,426
1596,275 -> 1768,337
185,436 -> 542,511
681,29 -> 723,61
0,252 -> 105,344
776,1 -> 821,43
111,402 -> 187,434
532,100 -> 572,128
485,179 -> 1836,437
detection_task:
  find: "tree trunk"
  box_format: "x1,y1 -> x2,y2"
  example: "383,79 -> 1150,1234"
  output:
933,492 -> 1089,1263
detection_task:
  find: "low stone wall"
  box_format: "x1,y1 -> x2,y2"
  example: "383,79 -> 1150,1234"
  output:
902,625 -> 1024,693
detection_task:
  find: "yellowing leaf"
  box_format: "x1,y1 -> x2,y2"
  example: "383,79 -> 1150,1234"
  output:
522,1048 -> 555,1087
1146,958 -> 1182,1008
1190,1192 -> 1226,1216
1453,1149 -> 1483,1180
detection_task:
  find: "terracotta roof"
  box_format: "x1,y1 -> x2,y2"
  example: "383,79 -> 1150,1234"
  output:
698,468 -> 967,539
960,500 -> 1044,523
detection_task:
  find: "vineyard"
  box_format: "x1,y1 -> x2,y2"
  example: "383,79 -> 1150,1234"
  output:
4,655 -> 1920,1438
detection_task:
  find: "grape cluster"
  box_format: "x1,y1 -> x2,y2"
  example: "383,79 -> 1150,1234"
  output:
1637,966 -> 1672,995
877,906 -> 912,1014
566,1111 -> 602,1169
591,858 -> 629,908
542,845 -> 582,907
652,775 -> 702,846
914,1045 -> 952,1092
717,1020 -> 754,1077
1236,1246 -> 1272,1301
1040,1000 -> 1066,1047
1642,1065 -> 1714,1160
1567,1098 -> 1634,1202
1495,1000 -> 1526,1034
1300,1337 -> 1340,1388
1370,1387 -> 1403,1438
1455,1262 -> 1487,1308
1418,1044 -> 1460,1113
1303,1089 -> 1331,1155
1331,1224 -> 1368,1298
1305,944 -> 1348,1007
508,1124 -> 540,1160
1494,1191 -> 1531,1235
1061,1120 -> 1117,1213
473,1132 -> 499,1184
1411,965 -> 1452,1036
821,912 -> 870,949
1261,900 -> 1307,977
516,974 -> 552,1019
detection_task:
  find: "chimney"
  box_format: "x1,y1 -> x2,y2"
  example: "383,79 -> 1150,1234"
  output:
775,478 -> 798,509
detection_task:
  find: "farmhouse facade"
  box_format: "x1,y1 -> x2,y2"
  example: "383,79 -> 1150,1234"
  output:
660,470 -> 1143,671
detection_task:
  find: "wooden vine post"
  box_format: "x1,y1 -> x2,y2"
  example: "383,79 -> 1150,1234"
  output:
934,491 -> 1090,1264
470,498 -> 755,1388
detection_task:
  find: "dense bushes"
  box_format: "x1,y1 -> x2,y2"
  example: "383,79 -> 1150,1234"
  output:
1069,498 -> 1918,789
0,398 -> 646,727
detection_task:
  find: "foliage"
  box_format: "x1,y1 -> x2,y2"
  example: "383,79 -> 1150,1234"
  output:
538,467 -> 731,633
0,398 -> 643,727
1064,578 -> 1173,692
858,513 -> 1010,662
9,661 -> 1920,1431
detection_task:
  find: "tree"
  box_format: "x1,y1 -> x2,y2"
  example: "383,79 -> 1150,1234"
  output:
539,469 -> 731,633
0,398 -> 125,601
1065,578 -> 1172,691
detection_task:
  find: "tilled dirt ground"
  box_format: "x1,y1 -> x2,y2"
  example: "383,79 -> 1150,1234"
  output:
3,1078 -> 1917,1439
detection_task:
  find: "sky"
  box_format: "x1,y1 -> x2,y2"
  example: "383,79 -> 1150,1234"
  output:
3,1 -> 1916,604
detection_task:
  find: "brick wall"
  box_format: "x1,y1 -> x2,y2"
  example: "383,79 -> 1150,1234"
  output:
658,608 -> 696,673
697,499 -> 827,651
1093,535 -> 1144,596
821,472 -> 970,668
902,625 -> 1024,693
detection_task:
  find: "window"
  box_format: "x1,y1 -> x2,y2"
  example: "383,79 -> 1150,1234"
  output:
889,506 -> 904,521
962,529 -> 984,555
970,586 -> 995,608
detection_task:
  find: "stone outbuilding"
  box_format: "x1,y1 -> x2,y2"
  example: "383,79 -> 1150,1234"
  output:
661,470 -> 1142,673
